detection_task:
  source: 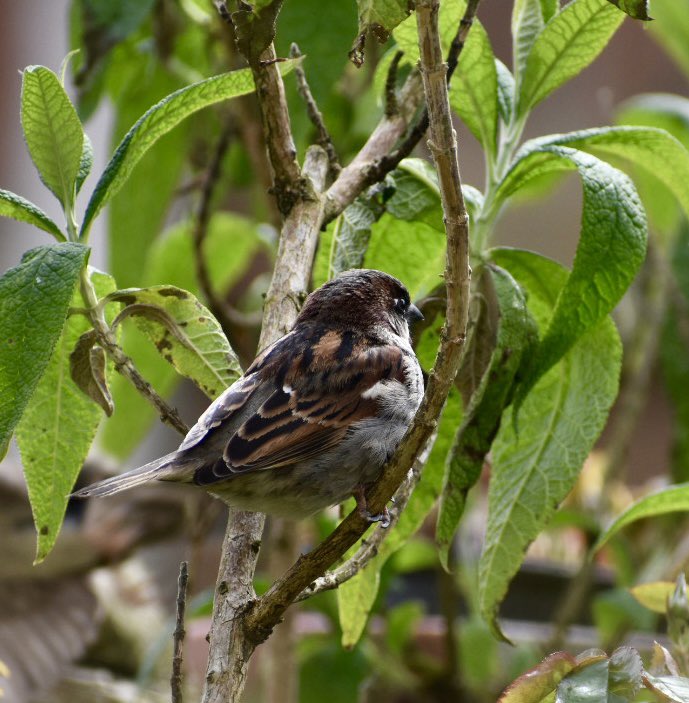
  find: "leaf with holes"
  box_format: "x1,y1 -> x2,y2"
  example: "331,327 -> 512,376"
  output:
21,65 -> 84,211
0,243 -> 89,459
16,269 -> 115,562
480,249 -> 621,639
109,286 -> 241,399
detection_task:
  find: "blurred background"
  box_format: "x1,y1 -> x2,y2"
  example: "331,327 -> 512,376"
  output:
1,1 -> 689,702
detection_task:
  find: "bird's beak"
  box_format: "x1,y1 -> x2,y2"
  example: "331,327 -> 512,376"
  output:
406,303 -> 424,324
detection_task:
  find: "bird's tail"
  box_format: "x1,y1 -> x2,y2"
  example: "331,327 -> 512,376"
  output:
71,451 -> 191,498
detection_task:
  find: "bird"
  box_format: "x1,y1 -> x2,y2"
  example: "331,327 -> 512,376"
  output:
73,269 -> 425,525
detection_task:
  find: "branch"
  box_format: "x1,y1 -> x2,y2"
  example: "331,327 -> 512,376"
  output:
201,146 -> 329,703
243,0 -> 472,646
290,43 -> 341,180
171,560 -> 189,703
322,0 -> 481,225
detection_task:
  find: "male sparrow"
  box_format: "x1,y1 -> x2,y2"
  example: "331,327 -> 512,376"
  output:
73,270 -> 424,523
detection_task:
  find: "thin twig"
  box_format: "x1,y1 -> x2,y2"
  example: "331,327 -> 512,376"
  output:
290,43 -> 341,180
384,51 -> 404,117
192,123 -> 262,331
243,0 -> 472,646
171,561 -> 189,703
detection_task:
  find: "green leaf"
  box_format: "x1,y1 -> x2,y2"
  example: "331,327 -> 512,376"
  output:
337,388 -> 463,647
606,0 -> 652,21
76,133 -> 93,195
643,674 -> 689,703
595,483 -> 689,551
21,65 -> 84,211
449,20 -> 498,156
480,249 -> 621,639
364,214 -> 446,300
0,189 -> 64,241
313,199 -> 378,288
16,270 -> 114,562
608,647 -> 643,699
351,0 -> 412,65
512,0 -> 545,87
495,59 -> 515,125
500,144 -> 646,402
0,243 -> 89,459
648,0 -> 689,80
629,581 -> 675,614
556,658 -> 611,703
109,285 -> 241,399
436,266 -> 536,569
81,62 -> 297,237
518,0 -> 624,116
498,652 -> 577,703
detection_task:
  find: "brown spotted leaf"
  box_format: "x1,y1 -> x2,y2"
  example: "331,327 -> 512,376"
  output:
108,285 -> 241,399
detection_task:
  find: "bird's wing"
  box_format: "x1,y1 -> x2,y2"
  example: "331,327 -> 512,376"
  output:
193,340 -> 408,485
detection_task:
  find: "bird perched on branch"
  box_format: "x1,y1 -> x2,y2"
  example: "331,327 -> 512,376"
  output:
74,269 -> 424,525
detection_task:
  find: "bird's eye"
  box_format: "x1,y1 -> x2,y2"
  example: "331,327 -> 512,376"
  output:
393,298 -> 407,314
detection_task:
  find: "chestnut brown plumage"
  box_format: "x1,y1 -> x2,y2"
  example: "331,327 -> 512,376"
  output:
73,270 -> 424,523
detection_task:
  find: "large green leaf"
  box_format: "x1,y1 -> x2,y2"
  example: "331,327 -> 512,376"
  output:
517,0 -> 624,116
498,144 -> 646,402
338,388 -> 463,647
16,270 -> 115,562
436,266 -> 536,569
0,189 -> 64,241
81,62 -> 296,236
0,243 -> 89,459
480,249 -> 621,639
595,483 -> 689,551
21,66 -> 84,212
449,20 -> 498,156
109,285 -> 241,399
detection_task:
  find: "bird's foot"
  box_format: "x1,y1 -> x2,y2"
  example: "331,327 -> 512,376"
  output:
353,486 -> 391,528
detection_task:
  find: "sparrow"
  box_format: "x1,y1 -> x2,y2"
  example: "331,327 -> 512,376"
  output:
73,269 -> 425,524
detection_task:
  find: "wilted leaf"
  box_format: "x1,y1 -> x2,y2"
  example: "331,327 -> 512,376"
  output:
70,330 -> 114,416
350,0 -> 412,66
